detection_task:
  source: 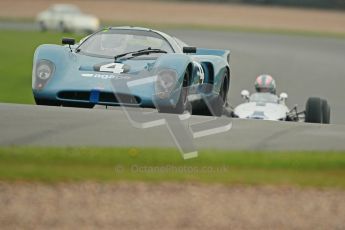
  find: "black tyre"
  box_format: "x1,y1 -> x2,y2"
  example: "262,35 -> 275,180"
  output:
158,71 -> 190,114
39,21 -> 47,32
35,98 -> 61,106
208,70 -> 229,116
321,99 -> 331,124
305,97 -> 323,123
59,22 -> 67,33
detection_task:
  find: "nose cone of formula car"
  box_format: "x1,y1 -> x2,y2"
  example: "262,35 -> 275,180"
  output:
234,102 -> 289,121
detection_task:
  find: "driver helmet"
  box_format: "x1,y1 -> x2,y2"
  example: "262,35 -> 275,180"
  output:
255,74 -> 276,94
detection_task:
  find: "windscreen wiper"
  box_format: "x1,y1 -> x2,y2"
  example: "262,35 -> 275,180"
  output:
114,47 -> 167,62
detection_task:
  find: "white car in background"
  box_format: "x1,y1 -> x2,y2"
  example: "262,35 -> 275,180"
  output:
37,4 -> 100,33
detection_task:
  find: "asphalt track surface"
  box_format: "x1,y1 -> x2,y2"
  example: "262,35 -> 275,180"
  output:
1,22 -> 345,150
1,103 -> 345,151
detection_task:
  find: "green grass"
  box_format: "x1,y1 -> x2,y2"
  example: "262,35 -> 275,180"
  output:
0,147 -> 345,188
0,30 -> 82,104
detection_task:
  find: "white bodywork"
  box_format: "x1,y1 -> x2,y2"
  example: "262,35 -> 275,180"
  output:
37,4 -> 99,32
233,92 -> 290,121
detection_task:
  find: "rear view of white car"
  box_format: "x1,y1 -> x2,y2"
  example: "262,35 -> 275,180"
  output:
37,4 -> 99,33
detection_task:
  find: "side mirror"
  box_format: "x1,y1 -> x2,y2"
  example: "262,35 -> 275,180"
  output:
62,37 -> 75,45
241,90 -> 250,100
279,92 -> 288,101
183,46 -> 197,54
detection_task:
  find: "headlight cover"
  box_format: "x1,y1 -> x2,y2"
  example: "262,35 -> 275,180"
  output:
33,59 -> 55,90
154,69 -> 178,99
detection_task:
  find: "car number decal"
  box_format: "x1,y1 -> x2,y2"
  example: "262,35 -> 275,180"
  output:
100,63 -> 125,74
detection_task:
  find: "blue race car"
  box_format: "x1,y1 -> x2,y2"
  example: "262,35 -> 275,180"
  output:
32,26 -> 230,115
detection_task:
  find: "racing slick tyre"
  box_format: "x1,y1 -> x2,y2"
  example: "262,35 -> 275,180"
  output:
38,21 -> 47,32
208,70 -> 229,117
59,22 -> 67,33
158,71 -> 190,114
35,98 -> 61,106
305,97 -> 323,123
321,99 -> 331,124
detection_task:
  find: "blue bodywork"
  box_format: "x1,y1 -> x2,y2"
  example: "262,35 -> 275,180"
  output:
32,27 -> 230,114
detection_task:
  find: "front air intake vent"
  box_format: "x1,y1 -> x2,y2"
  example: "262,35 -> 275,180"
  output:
57,91 -> 141,105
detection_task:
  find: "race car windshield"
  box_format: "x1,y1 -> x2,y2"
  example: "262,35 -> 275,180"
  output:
249,93 -> 278,103
77,29 -> 174,58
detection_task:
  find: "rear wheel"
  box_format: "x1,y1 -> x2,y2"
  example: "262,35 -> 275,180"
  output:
208,70 -> 229,116
321,99 -> 331,124
305,97 -> 323,123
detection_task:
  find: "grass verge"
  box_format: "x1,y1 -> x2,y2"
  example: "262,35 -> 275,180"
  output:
0,30 -> 82,104
0,147 -> 345,188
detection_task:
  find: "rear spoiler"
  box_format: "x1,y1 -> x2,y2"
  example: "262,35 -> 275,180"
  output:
195,48 -> 230,64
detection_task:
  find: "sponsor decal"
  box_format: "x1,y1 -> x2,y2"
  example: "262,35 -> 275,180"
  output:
81,73 -> 130,80
81,73 -> 93,77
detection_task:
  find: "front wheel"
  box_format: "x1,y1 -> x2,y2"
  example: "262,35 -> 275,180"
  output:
58,22 -> 67,33
305,97 -> 323,123
158,71 -> 190,114
38,21 -> 47,31
321,99 -> 331,124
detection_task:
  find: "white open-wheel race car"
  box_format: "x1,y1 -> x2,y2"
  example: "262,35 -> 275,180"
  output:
230,90 -> 331,124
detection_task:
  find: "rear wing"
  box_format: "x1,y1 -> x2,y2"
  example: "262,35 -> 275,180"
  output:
195,48 -> 230,64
